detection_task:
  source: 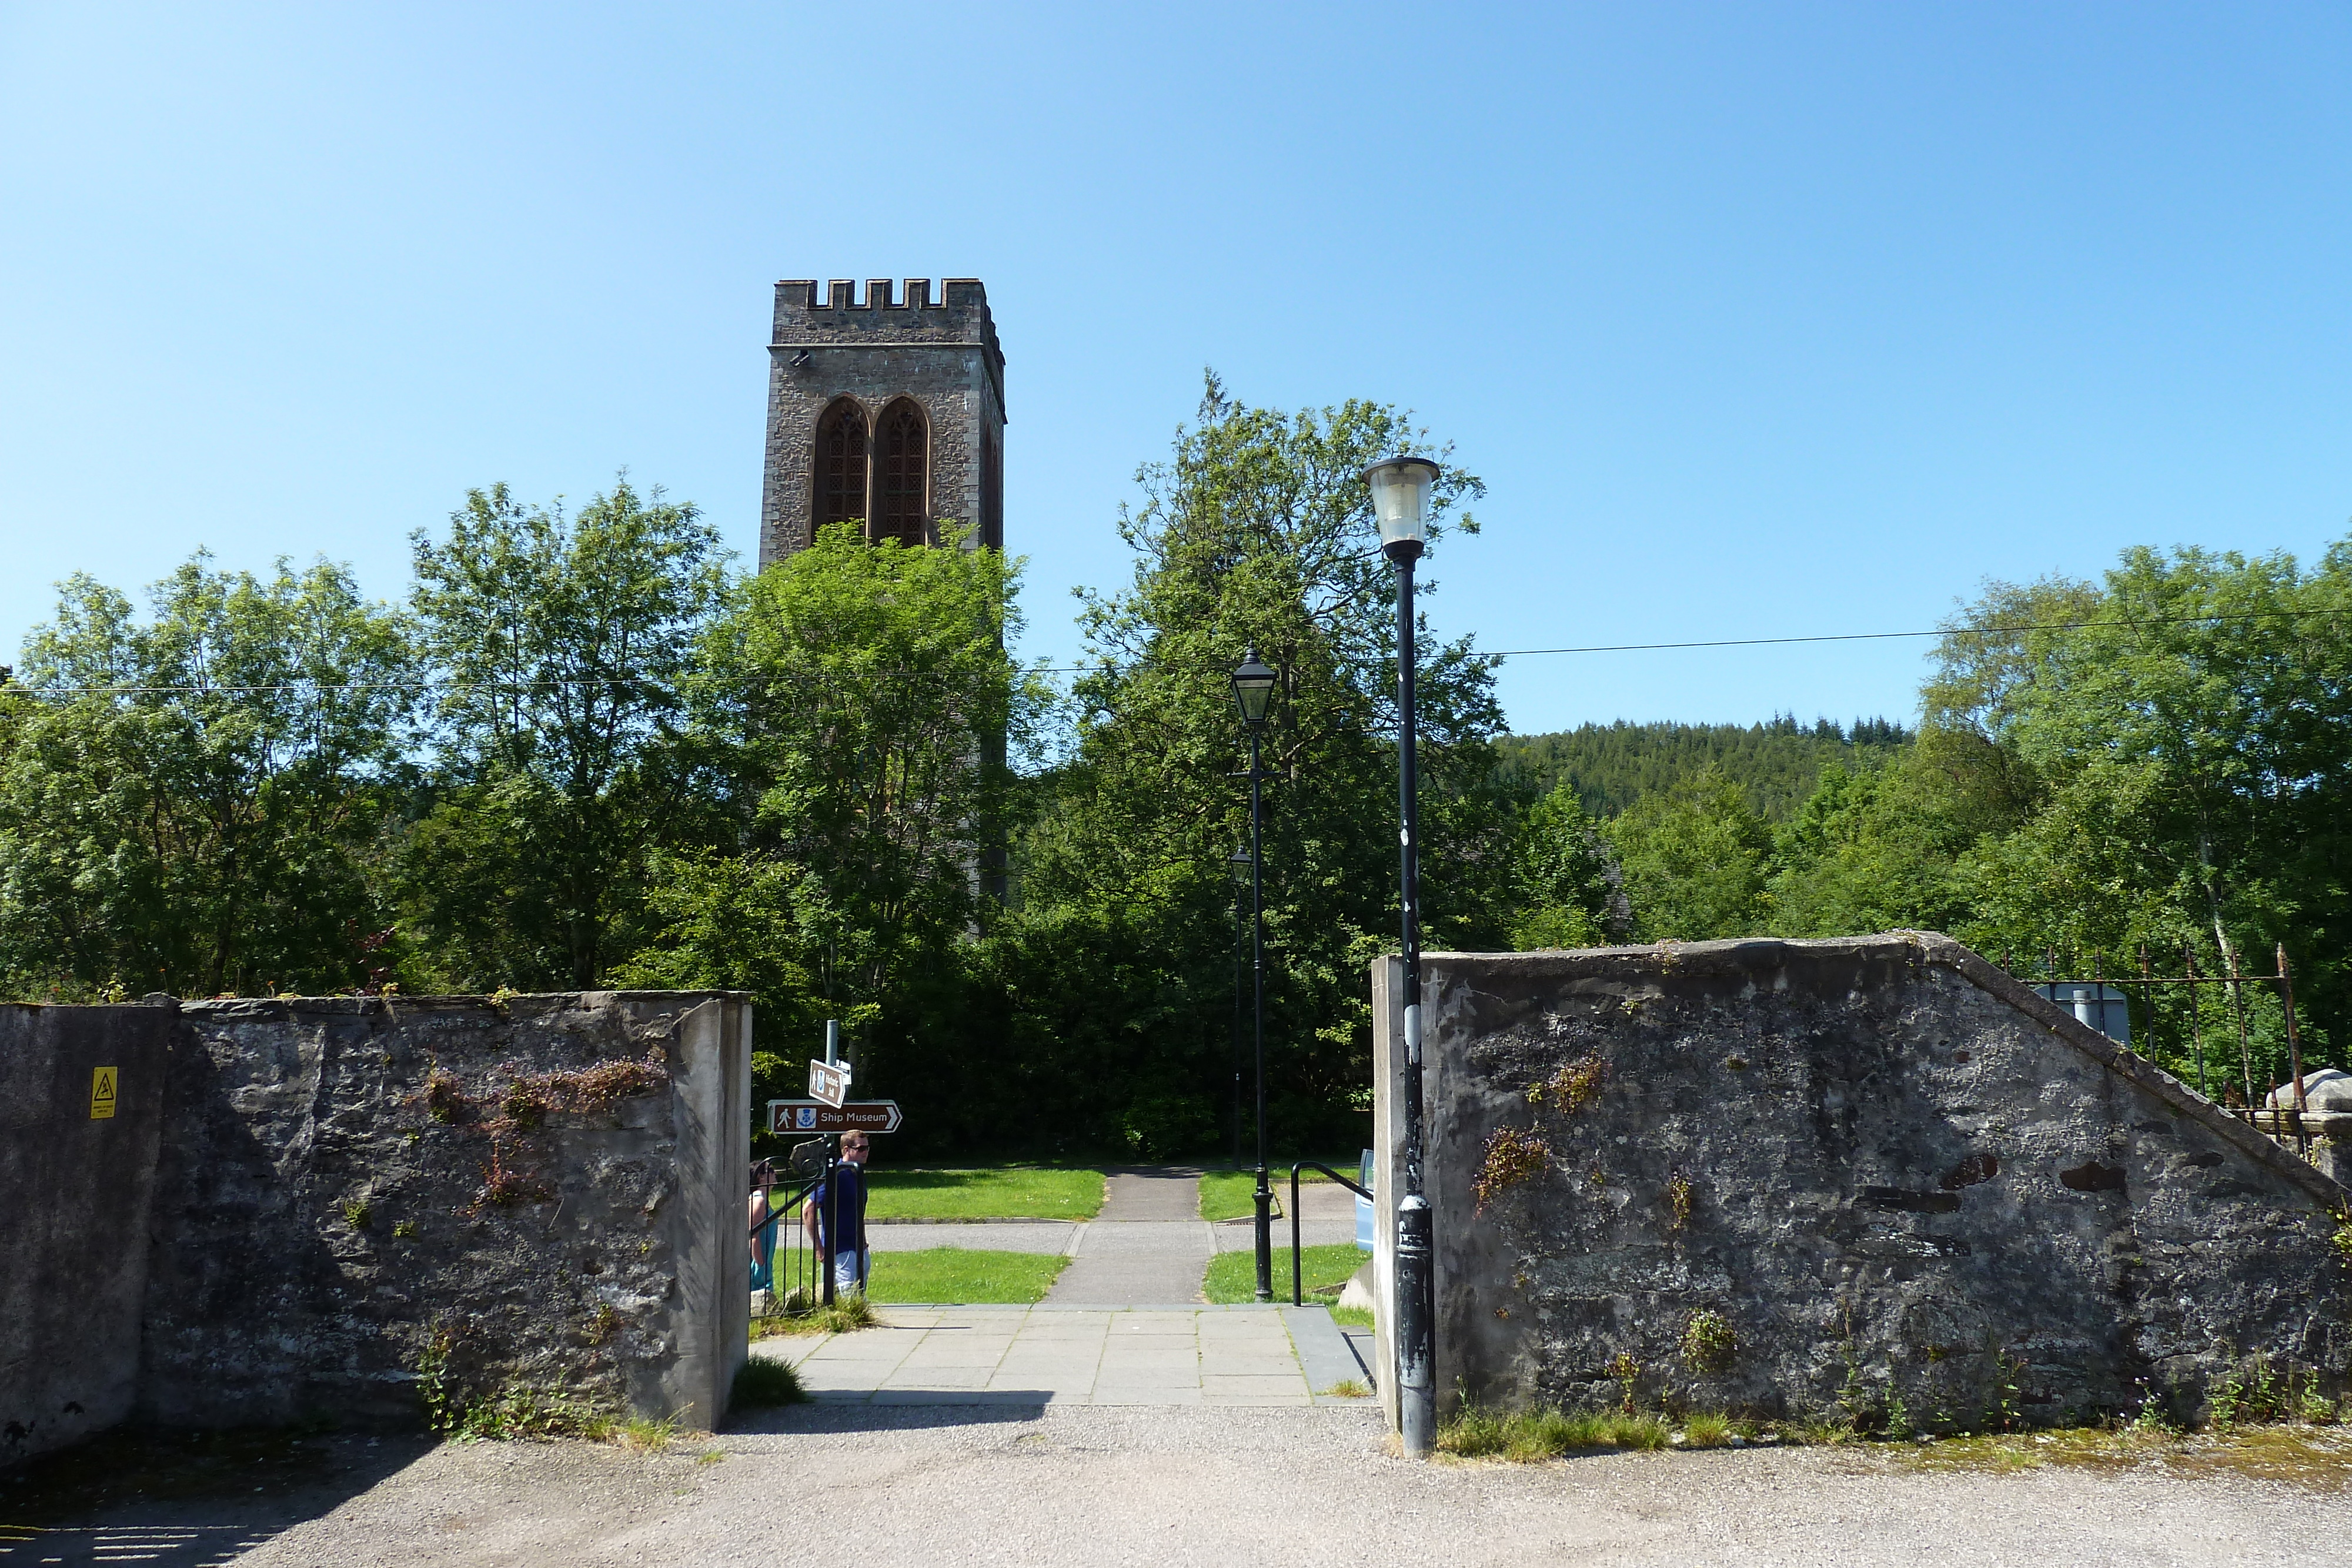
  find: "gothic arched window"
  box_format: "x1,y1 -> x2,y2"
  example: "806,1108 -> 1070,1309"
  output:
873,399 -> 929,546
981,427 -> 1002,551
813,399 -> 869,531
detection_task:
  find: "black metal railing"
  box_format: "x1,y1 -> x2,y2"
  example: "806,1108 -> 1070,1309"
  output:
750,1174 -> 820,1314
1289,1159 -> 1372,1307
1999,941 -> 2318,1155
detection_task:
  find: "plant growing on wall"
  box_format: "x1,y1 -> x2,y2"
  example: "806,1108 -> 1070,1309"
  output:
1664,1171 -> 1695,1231
1472,1124 -> 1552,1212
1681,1309 -> 1736,1374
1527,1054 -> 1607,1113
1606,1350 -> 1641,1413
409,1047 -> 671,1215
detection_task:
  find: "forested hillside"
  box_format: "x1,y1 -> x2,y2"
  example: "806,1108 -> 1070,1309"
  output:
1506,540 -> 2350,1106
1494,716 -> 1912,823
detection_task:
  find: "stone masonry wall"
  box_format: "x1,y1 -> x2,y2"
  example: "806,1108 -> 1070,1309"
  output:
2,990 -> 748,1464
1372,935 -> 2351,1431
137,991 -> 750,1433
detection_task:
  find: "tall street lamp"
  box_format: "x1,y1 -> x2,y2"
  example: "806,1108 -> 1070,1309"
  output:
1366,454 -> 1441,1457
1229,841 -> 1254,1168
1230,648 -> 1279,1303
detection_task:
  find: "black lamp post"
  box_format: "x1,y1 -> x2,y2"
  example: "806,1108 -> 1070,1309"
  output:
1230,649 -> 1279,1303
1365,454 -> 1441,1457
1229,841 -> 1253,1168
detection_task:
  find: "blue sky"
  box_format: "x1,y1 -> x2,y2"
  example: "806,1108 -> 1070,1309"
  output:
3,3 -> 2346,734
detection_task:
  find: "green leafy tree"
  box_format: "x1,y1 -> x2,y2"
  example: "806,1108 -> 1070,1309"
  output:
1604,765 -> 1775,940
1929,542 -> 2351,1062
620,521 -> 1038,1084
1512,783 -> 1626,948
0,555 -> 412,997
1765,726 -> 2016,941
400,478 -> 727,988
1497,716 -> 1912,823
1011,375 -> 1513,1149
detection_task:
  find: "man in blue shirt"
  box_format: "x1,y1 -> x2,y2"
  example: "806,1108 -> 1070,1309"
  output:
804,1132 -> 871,1294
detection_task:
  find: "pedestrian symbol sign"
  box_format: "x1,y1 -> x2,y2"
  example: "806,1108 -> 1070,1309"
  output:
90,1066 -> 117,1120
767,1100 -> 903,1136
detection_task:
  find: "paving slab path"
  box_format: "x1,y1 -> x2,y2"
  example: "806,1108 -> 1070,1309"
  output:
768,1304 -> 1366,1406
781,1166 -> 1376,1415
1043,1166 -> 1212,1306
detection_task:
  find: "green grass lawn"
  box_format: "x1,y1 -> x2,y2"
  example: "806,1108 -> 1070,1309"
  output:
766,1166 -> 1105,1222
864,1166 -> 1105,1220
1202,1242 -> 1368,1304
1197,1162 -> 1363,1222
866,1247 -> 1070,1303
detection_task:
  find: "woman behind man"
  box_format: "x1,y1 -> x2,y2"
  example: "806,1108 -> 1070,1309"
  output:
748,1159 -> 779,1293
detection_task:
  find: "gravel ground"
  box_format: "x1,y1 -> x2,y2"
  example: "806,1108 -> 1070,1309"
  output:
18,1405 -> 2345,1567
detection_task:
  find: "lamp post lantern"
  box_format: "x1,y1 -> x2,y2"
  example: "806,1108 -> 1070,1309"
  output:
1230,650 -> 1278,1303
1365,454 -> 1441,1457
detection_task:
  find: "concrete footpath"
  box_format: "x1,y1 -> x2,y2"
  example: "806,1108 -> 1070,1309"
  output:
1045,1167 -> 1211,1305
781,1168 -> 1376,1406
768,1304 -> 1369,1406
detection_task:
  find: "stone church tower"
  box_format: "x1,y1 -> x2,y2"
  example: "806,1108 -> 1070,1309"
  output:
757,278 -> 1005,570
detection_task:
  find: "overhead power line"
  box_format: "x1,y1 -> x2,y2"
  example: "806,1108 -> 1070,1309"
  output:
1479,605 -> 2344,660
2,606 -> 2338,698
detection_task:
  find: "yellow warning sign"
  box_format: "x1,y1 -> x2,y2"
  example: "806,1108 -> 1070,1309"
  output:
90,1066 -> 117,1119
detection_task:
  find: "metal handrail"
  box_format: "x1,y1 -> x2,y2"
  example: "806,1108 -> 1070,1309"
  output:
1289,1160 -> 1372,1307
750,1176 -> 820,1238
750,1175 -> 822,1313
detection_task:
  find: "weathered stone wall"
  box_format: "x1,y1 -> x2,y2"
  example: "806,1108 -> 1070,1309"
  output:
0,1002 -> 176,1466
1372,935 -> 2350,1432
758,277 -> 1007,567
2,991 -> 748,1462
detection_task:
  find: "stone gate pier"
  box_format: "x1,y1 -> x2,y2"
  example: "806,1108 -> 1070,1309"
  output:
2,991 -> 751,1466
1370,933 -> 2349,1431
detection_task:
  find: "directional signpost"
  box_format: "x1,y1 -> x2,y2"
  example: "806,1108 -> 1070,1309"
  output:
768,1100 -> 903,1137
807,1057 -> 851,1108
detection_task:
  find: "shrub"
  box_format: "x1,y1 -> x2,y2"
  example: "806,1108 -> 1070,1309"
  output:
1119,1094 -> 1214,1159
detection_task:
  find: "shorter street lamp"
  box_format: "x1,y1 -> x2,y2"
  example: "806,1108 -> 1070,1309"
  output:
1230,650 -> 1278,1303
1364,454 -> 1441,1457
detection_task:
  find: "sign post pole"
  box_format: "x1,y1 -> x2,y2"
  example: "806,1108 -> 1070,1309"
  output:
821,1019 -> 840,1308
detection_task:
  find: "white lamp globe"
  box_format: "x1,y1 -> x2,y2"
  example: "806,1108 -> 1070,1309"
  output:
1364,457 -> 1441,557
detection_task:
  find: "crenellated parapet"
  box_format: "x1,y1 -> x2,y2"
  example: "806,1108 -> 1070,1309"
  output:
770,278 -> 1003,376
